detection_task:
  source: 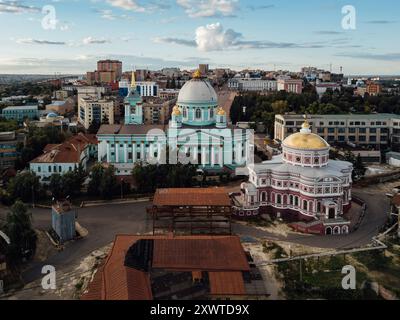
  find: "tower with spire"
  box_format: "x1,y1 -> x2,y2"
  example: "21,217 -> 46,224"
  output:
124,70 -> 143,125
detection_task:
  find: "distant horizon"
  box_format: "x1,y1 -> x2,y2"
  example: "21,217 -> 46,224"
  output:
0,0 -> 399,75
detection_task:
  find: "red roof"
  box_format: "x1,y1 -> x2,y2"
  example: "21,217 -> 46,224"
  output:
209,272 -> 246,295
82,235 -> 249,300
153,188 -> 231,207
30,133 -> 97,164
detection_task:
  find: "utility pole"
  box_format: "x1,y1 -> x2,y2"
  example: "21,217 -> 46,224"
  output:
299,259 -> 303,282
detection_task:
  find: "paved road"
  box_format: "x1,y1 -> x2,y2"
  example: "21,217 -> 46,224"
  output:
21,201 -> 152,283
233,188 -> 390,249
8,185 -> 390,287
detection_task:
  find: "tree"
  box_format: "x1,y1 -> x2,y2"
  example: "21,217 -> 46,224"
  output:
49,174 -> 64,199
88,120 -> 101,134
99,166 -> 117,199
353,154 -> 366,181
88,164 -> 117,199
7,171 -> 40,203
4,201 -> 37,266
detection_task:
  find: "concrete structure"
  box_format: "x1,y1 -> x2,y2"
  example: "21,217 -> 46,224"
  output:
237,119 -> 353,235
275,113 -> 396,147
1,105 -> 39,121
97,70 -> 252,176
0,131 -> 25,170
30,133 -> 97,182
52,201 -> 76,244
277,79 -> 303,94
78,97 -> 115,129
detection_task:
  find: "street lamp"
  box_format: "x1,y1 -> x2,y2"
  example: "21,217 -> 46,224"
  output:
121,178 -> 125,199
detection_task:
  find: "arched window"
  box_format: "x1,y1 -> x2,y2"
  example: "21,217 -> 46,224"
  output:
276,194 -> 282,205
195,108 -> 202,119
261,192 -> 267,202
303,200 -> 308,211
210,108 -> 214,118
289,195 -> 293,205
183,107 -> 187,118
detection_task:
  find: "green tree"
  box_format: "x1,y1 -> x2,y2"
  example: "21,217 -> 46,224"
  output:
87,164 -> 104,196
49,174 -> 64,199
4,201 -> 37,266
7,171 -> 40,203
99,166 -> 117,199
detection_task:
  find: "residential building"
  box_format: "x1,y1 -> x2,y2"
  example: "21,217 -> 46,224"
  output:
78,97 -> 115,129
275,113 -> 396,147
45,99 -> 75,115
0,131 -> 25,170
228,77 -> 277,92
143,97 -> 176,125
77,86 -> 107,100
82,234 -> 268,300
161,67 -> 181,78
277,79 -> 303,94
29,133 -> 97,182
159,89 -> 180,100
315,82 -> 341,97
366,81 -> 382,96
199,64 -> 209,75
87,60 -> 122,85
53,90 -> 72,101
236,119 -> 353,235
1,105 -> 39,121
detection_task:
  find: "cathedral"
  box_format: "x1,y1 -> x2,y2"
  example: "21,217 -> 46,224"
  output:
97,70 -> 252,175
236,119 -> 354,235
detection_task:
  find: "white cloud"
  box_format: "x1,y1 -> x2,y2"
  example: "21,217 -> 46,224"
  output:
106,0 -> 145,12
82,36 -> 110,45
195,22 -> 241,51
176,0 -> 238,18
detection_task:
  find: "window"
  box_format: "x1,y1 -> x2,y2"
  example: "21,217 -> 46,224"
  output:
195,108 -> 201,119
210,108 -> 214,118
183,108 -> 187,118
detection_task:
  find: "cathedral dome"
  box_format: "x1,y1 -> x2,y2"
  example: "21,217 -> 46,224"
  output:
283,121 -> 329,150
177,78 -> 218,105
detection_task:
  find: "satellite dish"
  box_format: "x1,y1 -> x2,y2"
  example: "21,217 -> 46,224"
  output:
0,231 -> 10,245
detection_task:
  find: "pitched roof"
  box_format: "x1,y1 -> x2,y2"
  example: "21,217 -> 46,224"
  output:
82,234 -> 249,300
209,272 -> 246,295
153,188 -> 231,207
30,133 -> 97,164
152,237 -> 249,271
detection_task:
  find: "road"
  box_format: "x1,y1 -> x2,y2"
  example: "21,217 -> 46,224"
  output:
2,184 -> 390,291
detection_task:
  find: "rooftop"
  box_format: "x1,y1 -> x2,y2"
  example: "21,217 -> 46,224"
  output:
2,105 -> 38,111
30,133 -> 97,164
153,188 -> 231,207
81,234 -> 252,300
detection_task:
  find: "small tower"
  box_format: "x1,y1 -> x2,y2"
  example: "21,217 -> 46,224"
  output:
124,70 -> 143,125
216,107 -> 227,129
170,105 -> 182,128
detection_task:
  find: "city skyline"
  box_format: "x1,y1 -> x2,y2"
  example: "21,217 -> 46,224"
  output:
0,0 -> 399,75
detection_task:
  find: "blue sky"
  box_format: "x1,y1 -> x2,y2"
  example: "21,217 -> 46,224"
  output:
0,0 -> 399,74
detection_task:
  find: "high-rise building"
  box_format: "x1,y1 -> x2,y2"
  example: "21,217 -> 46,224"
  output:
87,60 -> 122,85
78,97 -> 115,129
199,64 -> 209,75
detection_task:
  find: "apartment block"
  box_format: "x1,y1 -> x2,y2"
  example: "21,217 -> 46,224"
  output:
275,114 -> 398,147
78,97 -> 115,129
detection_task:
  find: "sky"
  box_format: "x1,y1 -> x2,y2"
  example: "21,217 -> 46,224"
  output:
0,0 -> 399,75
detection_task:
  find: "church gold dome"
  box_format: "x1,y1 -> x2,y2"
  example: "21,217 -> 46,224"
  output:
172,105 -> 181,116
283,120 -> 330,150
217,107 -> 226,116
